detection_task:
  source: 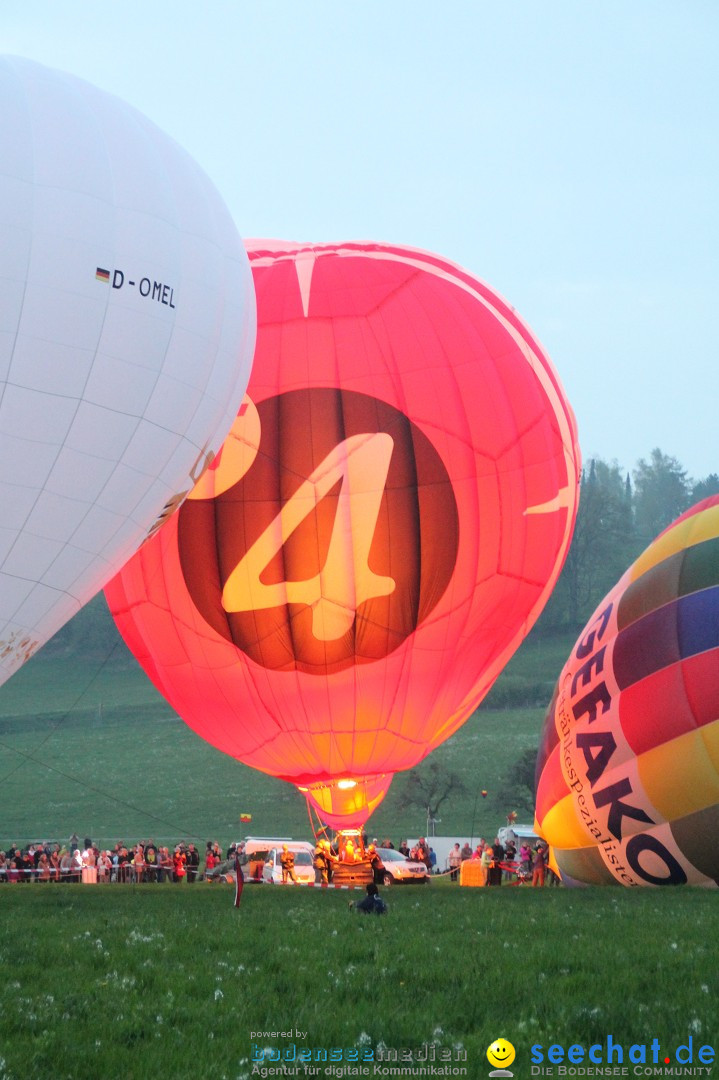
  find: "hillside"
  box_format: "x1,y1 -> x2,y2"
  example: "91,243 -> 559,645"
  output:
0,595 -> 575,851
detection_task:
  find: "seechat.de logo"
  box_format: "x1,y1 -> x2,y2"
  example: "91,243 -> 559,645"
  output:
488,1038 -> 516,1077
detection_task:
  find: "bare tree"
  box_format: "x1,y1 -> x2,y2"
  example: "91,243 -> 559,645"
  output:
395,761 -> 467,833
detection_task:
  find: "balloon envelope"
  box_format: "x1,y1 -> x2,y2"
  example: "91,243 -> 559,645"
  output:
107,240 -> 579,827
0,56 -> 256,685
535,495 -> 719,886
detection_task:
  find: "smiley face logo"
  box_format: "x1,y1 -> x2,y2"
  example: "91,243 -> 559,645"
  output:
487,1038 -> 516,1074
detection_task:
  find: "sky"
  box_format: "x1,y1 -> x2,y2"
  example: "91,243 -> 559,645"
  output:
4,2 -> 717,481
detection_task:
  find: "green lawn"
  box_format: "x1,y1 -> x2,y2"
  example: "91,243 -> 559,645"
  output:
0,883 -> 716,1080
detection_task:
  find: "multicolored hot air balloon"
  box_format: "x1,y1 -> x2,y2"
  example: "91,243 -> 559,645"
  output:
106,239 -> 579,829
535,495 -> 719,886
0,56 -> 256,687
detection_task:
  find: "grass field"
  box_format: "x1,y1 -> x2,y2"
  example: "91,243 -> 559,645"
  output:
0,881 -> 717,1080
0,596 -> 569,850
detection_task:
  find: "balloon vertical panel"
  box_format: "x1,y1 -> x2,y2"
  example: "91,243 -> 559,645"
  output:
0,56 -> 256,685
107,240 -> 579,827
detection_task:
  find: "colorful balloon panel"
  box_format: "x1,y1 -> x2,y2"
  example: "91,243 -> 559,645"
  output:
0,56 -> 256,685
107,240 -> 579,827
535,496 -> 719,886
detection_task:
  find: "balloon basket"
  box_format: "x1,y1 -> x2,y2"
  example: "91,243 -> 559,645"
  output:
331,860 -> 373,887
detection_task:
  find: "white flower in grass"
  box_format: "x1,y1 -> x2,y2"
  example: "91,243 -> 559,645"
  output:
690,1018 -> 702,1034
670,942 -> 678,950
356,1032 -> 371,1047
701,984 -> 709,993
214,988 -> 224,1001
433,1026 -> 443,1037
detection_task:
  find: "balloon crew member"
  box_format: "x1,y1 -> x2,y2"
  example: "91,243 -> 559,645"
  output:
367,844 -> 385,885
313,839 -> 334,885
280,845 -> 297,884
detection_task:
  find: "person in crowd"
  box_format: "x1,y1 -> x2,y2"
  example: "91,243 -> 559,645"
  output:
37,853 -> 51,881
503,838 -> 517,882
186,843 -> 200,883
144,840 -> 158,882
350,882 -> 387,915
382,838 -> 394,849
489,837 -> 505,886
159,847 -> 173,883
49,845 -> 61,882
519,842 -> 532,877
132,843 -> 145,884
280,844 -> 297,884
21,849 -> 34,882
58,848 -> 72,882
416,837 -> 431,870
0,851 -> 6,882
82,845 -> 97,884
9,849 -> 22,883
448,843 -> 462,882
71,848 -> 83,883
117,846 -> 131,884
480,843 -> 493,886
173,846 -> 186,883
532,842 -> 548,887
205,846 -> 217,879
97,850 -> 112,883
460,841 -> 473,861
398,839 -> 410,857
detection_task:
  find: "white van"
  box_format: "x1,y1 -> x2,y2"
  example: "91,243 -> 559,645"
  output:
261,842 -> 316,885
241,837 -> 307,882
497,824 -> 540,856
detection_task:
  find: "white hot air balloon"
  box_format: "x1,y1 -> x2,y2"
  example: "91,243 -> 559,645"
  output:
0,56 -> 256,686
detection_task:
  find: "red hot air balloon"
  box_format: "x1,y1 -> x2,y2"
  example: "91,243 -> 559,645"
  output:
106,240 -> 580,829
535,495 -> 719,886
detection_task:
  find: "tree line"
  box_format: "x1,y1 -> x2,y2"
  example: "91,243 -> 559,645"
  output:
539,449 -> 719,633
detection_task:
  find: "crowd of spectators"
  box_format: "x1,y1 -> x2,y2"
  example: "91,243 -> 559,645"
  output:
0,835 -> 239,884
0,832 -> 556,887
445,835 -> 555,886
